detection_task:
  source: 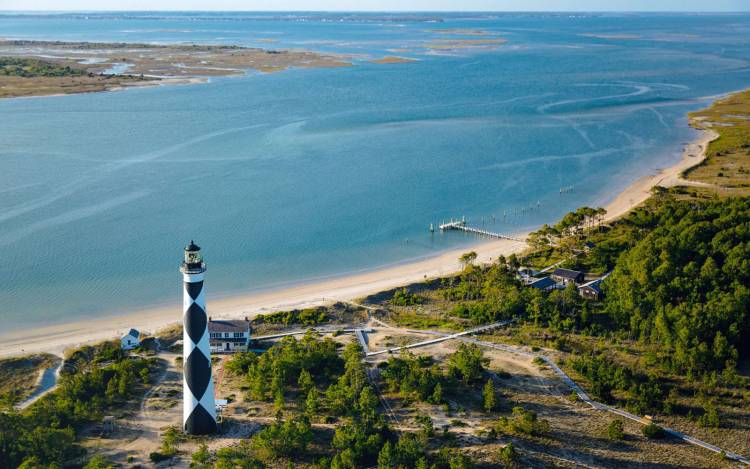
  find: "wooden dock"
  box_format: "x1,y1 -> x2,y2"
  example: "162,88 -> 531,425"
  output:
439,219 -> 524,242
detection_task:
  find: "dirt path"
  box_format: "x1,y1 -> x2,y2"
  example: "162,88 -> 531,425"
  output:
88,352 -> 183,466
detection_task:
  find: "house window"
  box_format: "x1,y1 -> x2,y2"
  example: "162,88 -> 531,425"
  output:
224,333 -> 229,338
234,332 -> 244,338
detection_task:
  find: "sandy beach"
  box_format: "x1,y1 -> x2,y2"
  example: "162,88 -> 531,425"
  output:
0,127 -> 717,358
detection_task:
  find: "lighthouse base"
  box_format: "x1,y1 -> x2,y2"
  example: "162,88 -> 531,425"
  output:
184,404 -> 218,435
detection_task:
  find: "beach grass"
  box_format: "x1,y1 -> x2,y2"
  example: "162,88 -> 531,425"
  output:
0,353 -> 59,403
686,89 -> 750,195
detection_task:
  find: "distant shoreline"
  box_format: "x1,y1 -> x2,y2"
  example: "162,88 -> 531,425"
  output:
0,39 -> 353,99
0,108 -> 721,358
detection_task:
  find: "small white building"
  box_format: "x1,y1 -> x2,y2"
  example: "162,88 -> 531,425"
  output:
121,328 -> 141,350
208,318 -> 251,353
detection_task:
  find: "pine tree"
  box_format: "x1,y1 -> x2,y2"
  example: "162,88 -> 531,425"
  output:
274,389 -> 285,412
483,378 -> 496,413
377,441 -> 397,469
305,388 -> 319,416
431,383 -> 443,404
298,369 -> 313,393
499,443 -> 517,467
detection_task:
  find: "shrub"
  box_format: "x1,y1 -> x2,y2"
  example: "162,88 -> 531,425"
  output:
149,452 -> 172,462
697,401 -> 721,428
498,443 -> 518,467
641,423 -> 665,439
497,406 -> 550,436
607,419 -> 625,441
391,288 -> 424,306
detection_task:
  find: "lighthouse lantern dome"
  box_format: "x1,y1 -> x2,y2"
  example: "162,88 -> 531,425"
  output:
181,240 -> 206,273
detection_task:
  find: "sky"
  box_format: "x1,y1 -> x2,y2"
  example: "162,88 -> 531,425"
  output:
0,0 -> 748,12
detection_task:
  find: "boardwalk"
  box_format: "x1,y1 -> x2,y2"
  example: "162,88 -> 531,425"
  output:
439,219 -> 524,242
252,326 -> 372,342
364,319 -> 750,466
364,320 -> 511,357
463,336 -> 750,466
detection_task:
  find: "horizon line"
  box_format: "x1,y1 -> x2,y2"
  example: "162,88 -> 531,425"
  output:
1,9 -> 749,13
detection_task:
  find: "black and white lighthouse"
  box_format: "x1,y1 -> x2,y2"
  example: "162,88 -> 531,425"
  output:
180,241 -> 217,435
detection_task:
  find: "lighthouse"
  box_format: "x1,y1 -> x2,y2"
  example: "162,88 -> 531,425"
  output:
180,240 -> 217,435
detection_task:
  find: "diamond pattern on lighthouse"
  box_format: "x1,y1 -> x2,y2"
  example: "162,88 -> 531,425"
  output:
181,241 -> 217,435
184,302 -> 207,344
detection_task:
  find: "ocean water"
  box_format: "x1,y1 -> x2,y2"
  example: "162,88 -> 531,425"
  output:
1,12 -> 750,330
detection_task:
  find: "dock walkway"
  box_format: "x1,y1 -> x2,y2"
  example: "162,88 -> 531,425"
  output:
439,220 -> 523,242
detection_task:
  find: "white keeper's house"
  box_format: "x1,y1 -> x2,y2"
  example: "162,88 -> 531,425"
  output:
121,328 -> 141,350
208,317 -> 251,353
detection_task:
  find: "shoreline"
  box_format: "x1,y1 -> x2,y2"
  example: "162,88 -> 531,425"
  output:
0,125 -> 718,358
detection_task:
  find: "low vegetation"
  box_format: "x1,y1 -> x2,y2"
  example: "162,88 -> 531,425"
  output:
0,57 -> 87,77
378,343 -> 489,405
687,88 -> 750,194
496,406 -> 550,437
0,353 -> 59,405
0,341 -> 159,468
218,336 -> 483,467
254,307 -> 328,327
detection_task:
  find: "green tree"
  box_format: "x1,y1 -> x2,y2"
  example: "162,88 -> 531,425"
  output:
190,443 -> 211,469
377,441 -> 397,469
84,454 -> 115,469
251,415 -> 312,460
431,383 -> 443,404
641,423 -> 664,439
497,406 -> 550,436
160,427 -> 180,456
298,369 -> 313,393
305,387 -> 320,416
459,251 -> 478,268
498,443 -> 517,468
607,419 -> 625,441
448,344 -> 486,384
482,378 -> 497,412
697,401 -> 721,428
140,367 -> 150,384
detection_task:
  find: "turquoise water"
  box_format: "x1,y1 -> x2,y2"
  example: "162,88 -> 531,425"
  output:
1,12 -> 750,330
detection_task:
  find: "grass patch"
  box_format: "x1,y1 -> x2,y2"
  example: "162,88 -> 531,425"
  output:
0,353 -> 60,404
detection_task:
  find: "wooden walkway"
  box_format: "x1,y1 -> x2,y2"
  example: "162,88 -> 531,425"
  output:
402,329 -> 750,466
439,220 -> 524,242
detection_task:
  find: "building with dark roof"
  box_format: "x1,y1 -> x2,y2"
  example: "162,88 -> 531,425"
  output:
577,272 -> 612,300
551,268 -> 584,285
208,318 -> 251,353
529,277 -> 558,291
578,278 -> 603,300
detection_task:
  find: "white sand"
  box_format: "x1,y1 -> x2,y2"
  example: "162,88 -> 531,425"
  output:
0,128 -> 716,358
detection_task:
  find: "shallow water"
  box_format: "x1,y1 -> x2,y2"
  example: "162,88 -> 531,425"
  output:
1,12 -> 750,330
